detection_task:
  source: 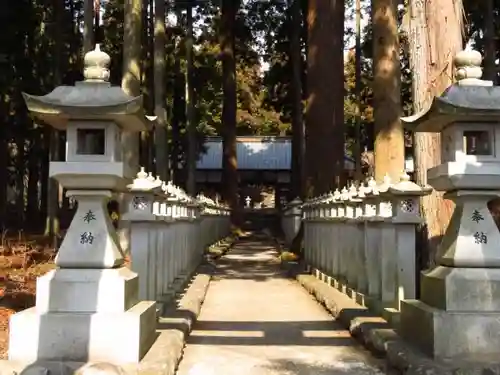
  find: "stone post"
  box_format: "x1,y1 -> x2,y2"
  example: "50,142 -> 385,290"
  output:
302,201 -> 311,269
337,187 -> 349,285
388,172 -> 431,307
354,185 -> 368,294
330,189 -> 342,285
376,175 -> 397,306
363,177 -> 382,299
345,185 -> 358,289
123,168 -> 162,301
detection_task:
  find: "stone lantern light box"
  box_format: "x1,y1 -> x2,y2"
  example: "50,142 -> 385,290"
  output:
23,44 -> 149,191
403,50 -> 500,192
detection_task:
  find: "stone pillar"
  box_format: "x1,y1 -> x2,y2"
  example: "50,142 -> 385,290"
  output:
388,172 -> 431,307
122,169 -> 161,301
354,185 -> 368,293
345,186 -> 358,288
337,188 -> 349,284
376,175 -> 397,306
363,178 -> 382,299
330,189 -> 341,284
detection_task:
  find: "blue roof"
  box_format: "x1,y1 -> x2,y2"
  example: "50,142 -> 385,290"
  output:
197,137 -> 355,170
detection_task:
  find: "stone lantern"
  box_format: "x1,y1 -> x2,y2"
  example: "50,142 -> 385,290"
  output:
10,45 -> 156,363
399,49 -> 500,359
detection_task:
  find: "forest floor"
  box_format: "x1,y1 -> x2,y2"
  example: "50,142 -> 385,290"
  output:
0,233 -> 56,359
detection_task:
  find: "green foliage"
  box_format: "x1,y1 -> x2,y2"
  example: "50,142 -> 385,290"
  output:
0,0 -> 494,230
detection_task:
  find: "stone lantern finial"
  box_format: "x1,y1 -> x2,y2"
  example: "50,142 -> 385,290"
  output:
333,188 -> 341,200
84,44 -> 111,82
357,184 -> 366,199
453,49 -> 491,87
366,176 -> 377,194
349,184 -> 357,197
146,172 -> 155,183
340,187 -> 349,201
137,166 -> 147,179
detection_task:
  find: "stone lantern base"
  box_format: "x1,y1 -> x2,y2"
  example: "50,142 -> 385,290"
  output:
400,191 -> 500,359
8,267 -> 157,363
400,266 -> 500,359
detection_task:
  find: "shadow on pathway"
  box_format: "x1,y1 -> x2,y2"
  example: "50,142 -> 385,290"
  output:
175,233 -> 392,375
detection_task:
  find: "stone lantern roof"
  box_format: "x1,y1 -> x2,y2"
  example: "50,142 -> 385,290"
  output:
22,44 -> 148,132
401,49 -> 500,132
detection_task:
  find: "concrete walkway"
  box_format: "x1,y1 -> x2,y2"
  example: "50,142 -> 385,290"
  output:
176,235 -> 392,375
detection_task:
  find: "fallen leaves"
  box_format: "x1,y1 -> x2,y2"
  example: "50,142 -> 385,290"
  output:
0,234 -> 56,359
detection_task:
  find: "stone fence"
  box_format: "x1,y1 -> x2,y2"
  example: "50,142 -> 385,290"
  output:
123,168 -> 231,302
281,173 -> 431,324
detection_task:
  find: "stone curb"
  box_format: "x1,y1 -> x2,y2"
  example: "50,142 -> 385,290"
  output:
295,270 -> 500,375
133,263 -> 214,375
205,235 -> 239,262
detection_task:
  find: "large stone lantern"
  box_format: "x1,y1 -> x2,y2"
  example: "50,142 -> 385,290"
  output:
399,49 -> 500,359
9,45 -> 156,364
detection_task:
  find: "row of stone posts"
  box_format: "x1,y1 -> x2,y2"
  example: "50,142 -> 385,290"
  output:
282,49 -> 500,361
124,168 -> 231,302
282,172 -> 430,323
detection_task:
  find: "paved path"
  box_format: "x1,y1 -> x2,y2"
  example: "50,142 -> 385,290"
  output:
176,235 -> 392,375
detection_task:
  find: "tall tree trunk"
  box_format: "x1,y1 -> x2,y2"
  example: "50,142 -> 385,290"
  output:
186,1 -> 197,196
122,0 -> 142,167
409,0 -> 462,271
94,0 -> 101,42
121,0 -> 143,254
27,135 -> 40,230
483,0 -> 496,83
220,0 -> 240,226
372,0 -> 404,182
0,91 -> 7,229
15,134 -> 25,226
171,5 -> 185,185
290,0 -> 305,200
45,0 -> 64,240
154,0 -> 168,181
354,0 -> 363,181
305,0 -> 345,195
139,0 -> 154,170
84,0 -> 94,52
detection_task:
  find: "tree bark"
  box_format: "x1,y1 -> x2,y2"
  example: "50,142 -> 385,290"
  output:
44,0 -> 64,240
483,0 -> 496,83
122,0 -> 142,167
171,31 -> 184,185
290,0 -> 305,200
354,0 -> 363,181
121,0 -> 143,254
372,0 -> 405,183
94,0 -> 101,42
220,0 -> 240,226
154,0 -> 168,180
84,0 -> 94,53
306,0 -> 345,195
409,0 -> 462,270
186,1 -> 197,195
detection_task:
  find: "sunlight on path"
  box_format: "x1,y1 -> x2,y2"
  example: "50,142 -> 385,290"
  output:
176,235 -> 390,375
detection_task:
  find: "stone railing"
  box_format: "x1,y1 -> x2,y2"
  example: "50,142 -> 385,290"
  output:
122,168 -> 231,302
281,197 -> 303,246
287,173 -> 431,324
